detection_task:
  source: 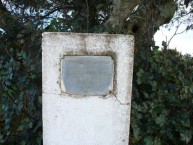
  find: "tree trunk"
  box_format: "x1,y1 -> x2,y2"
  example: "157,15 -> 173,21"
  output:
105,0 -> 177,53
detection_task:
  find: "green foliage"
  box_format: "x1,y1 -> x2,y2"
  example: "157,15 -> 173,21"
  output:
130,48 -> 193,145
0,26 -> 42,144
0,0 -> 193,145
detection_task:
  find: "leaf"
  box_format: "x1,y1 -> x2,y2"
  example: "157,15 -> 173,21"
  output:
153,46 -> 159,52
181,119 -> 190,127
18,125 -> 24,131
132,126 -> 141,140
18,103 -> 23,112
143,92 -> 149,98
190,84 -> 193,93
180,130 -> 192,143
20,140 -> 26,145
153,137 -> 161,145
155,115 -> 166,127
144,136 -> 153,145
29,122 -> 33,128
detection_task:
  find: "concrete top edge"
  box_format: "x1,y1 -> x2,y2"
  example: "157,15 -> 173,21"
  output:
42,32 -> 134,39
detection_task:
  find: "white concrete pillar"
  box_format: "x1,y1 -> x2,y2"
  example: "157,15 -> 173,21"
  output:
42,33 -> 134,145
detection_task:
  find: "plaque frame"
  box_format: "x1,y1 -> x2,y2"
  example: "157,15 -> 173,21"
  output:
61,56 -> 114,96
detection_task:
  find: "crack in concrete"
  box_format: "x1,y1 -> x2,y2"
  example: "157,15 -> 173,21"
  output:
43,91 -> 130,106
43,91 -> 59,96
112,96 -> 130,106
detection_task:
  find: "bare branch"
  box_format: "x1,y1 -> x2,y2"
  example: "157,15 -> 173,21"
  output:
167,22 -> 186,47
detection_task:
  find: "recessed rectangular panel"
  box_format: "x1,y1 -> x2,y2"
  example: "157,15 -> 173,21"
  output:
62,56 -> 114,95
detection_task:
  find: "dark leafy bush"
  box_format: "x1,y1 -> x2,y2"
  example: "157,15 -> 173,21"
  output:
130,49 -> 193,145
0,31 -> 42,145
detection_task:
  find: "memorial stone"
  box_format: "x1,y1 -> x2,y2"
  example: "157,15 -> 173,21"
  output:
42,33 -> 134,145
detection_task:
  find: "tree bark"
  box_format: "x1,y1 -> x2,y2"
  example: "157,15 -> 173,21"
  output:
105,0 -> 176,52
105,0 -> 140,32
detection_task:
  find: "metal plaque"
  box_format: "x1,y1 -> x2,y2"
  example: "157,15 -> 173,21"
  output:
61,56 -> 114,95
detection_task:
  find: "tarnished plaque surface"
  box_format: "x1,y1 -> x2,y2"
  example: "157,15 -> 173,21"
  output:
62,56 -> 114,95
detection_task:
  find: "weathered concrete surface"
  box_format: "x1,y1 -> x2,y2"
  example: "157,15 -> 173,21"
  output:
42,33 -> 134,145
